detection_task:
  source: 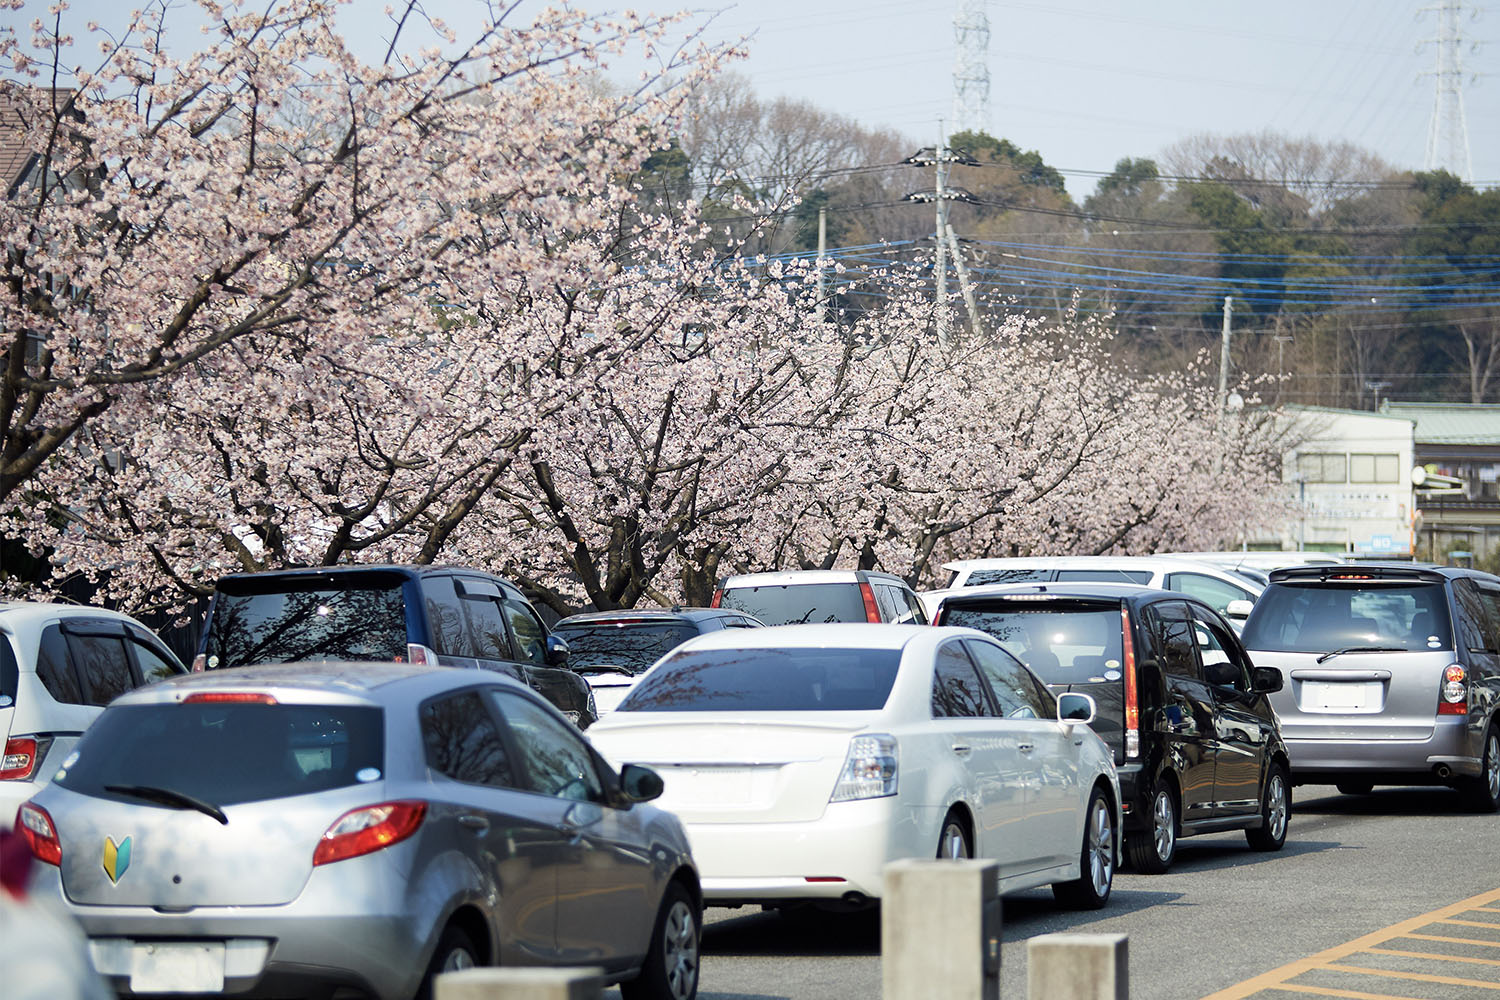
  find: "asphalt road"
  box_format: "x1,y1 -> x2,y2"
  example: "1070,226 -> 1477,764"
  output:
608,783 -> 1500,1000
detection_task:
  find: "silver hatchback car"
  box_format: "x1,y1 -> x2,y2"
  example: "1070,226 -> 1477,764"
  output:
1240,564 -> 1500,810
17,663 -> 700,1000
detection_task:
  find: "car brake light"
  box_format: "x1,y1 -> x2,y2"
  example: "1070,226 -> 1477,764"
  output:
1121,607 -> 1140,758
710,589 -> 723,609
830,734 -> 898,801
16,802 -> 61,866
404,643 -> 440,667
860,582 -> 881,623
1,737 -> 38,781
313,801 -> 427,866
182,692 -> 278,704
1439,664 -> 1468,715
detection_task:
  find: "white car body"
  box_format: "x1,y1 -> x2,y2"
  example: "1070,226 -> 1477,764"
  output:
587,623 -> 1120,907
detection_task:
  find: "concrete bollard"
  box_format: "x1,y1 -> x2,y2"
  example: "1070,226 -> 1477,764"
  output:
1027,933 -> 1129,1000
882,859 -> 1001,1000
433,967 -> 605,1000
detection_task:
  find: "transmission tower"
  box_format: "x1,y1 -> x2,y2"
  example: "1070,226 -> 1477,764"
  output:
1420,0 -> 1479,182
952,0 -> 990,138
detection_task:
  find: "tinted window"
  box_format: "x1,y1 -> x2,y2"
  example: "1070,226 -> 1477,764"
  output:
1149,602 -> 1201,682
940,602 -> 1124,685
1479,587 -> 1500,652
965,640 -> 1049,719
0,636 -> 17,701
35,625 -> 84,704
131,640 -> 182,685
421,691 -> 514,787
57,703 -> 383,805
1192,608 -> 1249,689
964,568 -> 1050,586
1454,580 -> 1498,654
67,634 -> 136,706
718,584 -> 869,625
932,643 -> 990,718
1240,582 -> 1454,653
550,622 -> 698,676
501,600 -> 547,664
619,647 -> 901,712
1165,572 -> 1253,614
1055,569 -> 1152,584
463,594 -> 514,662
489,690 -> 603,801
425,578 -> 477,658
203,584 -> 408,667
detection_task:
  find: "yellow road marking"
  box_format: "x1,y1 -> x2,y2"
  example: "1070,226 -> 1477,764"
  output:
1265,985 -> 1427,1000
1405,932 -> 1500,949
1321,962 -> 1500,989
1200,885 -> 1500,1000
1474,907 -> 1500,913
1439,918 -> 1500,929
1368,946 -> 1500,967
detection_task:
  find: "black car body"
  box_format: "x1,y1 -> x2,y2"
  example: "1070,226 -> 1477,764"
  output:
193,566 -> 596,727
929,582 -> 1290,873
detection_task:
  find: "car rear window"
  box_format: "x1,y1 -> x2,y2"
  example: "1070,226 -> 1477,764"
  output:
940,602 -> 1125,684
551,623 -> 699,676
717,584 -> 869,626
962,568 -> 1051,586
56,702 -> 384,806
202,583 -> 408,668
1240,582 -> 1454,653
617,647 -> 901,712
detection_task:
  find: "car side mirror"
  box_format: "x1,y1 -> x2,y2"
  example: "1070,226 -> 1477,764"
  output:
545,634 -> 570,667
619,763 -> 665,804
1250,666 -> 1284,694
1057,691 -> 1096,725
1225,599 -> 1256,619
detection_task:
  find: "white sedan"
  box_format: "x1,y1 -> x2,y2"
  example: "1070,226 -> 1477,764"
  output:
586,623 -> 1121,910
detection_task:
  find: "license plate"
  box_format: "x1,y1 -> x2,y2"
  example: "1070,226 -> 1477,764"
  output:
661,767 -> 755,805
130,941 -> 225,993
1302,680 -> 1379,712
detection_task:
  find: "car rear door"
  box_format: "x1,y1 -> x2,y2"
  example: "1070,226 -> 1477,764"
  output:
1143,601 -> 1217,823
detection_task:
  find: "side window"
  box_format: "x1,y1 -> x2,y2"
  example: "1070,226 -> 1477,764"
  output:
1191,607 -> 1250,690
420,691 -> 515,787
1454,580 -> 1497,654
931,642 -> 991,718
1165,573 -> 1251,616
65,632 -> 137,706
488,690 -> 604,802
1148,602 -> 1201,682
1479,586 -> 1500,653
902,588 -> 929,626
872,585 -> 902,623
462,595 -> 515,662
35,625 -> 85,704
129,640 -> 182,684
424,578 -> 477,658
501,599 -> 548,665
965,640 -> 1047,719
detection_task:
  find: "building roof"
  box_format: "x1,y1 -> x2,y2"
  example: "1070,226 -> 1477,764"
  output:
1381,402 -> 1500,446
0,83 -> 76,198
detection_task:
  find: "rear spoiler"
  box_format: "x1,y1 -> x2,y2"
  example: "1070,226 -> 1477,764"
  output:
1268,564 -> 1449,585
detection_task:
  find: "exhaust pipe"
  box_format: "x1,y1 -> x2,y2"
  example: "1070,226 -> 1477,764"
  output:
1436,764 -> 1453,780
842,891 -> 871,908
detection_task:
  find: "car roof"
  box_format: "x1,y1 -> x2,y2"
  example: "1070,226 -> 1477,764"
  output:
555,608 -> 746,627
719,569 -> 905,587
671,622 -> 935,652
1267,562 -> 1500,584
927,581 -> 1177,607
0,601 -> 156,632
213,564 -> 507,585
110,661 -> 526,706
944,555 -> 1248,572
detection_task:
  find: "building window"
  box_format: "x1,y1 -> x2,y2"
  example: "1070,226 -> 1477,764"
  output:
1297,453 -> 1347,483
1349,453 -> 1400,484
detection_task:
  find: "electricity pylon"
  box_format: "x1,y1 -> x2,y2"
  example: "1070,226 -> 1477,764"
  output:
952,0 -> 990,138
1420,0 -> 1480,183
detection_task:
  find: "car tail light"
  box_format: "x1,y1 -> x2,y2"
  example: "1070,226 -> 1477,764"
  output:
1,737 -> 39,781
860,582 -> 881,623
710,589 -> 723,609
313,801 -> 427,866
16,802 -> 61,866
1439,664 -> 1468,715
403,643 -> 440,667
182,692 -> 278,704
1121,607 -> 1140,758
830,734 -> 898,801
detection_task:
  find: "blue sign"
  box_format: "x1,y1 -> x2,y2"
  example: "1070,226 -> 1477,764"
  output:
1369,534 -> 1395,552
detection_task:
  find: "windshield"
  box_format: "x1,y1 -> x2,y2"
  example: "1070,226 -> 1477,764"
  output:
618,647 -> 901,712
941,603 -> 1125,684
718,584 -> 869,625
551,622 -> 698,676
203,584 -> 408,667
56,702 -> 385,806
1240,582 -> 1454,653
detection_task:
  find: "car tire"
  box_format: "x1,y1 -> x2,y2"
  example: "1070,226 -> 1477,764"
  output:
1051,786 -> 1114,910
1461,725 -> 1500,814
415,925 -> 478,1000
936,811 -> 973,860
1336,780 -> 1374,796
1245,761 -> 1290,852
1126,781 -> 1177,874
621,881 -> 700,1000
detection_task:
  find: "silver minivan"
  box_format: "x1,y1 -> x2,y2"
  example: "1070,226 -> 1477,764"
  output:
1239,563 -> 1500,810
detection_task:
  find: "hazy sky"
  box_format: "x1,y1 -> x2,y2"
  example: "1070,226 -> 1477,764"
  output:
8,1 -> 1495,199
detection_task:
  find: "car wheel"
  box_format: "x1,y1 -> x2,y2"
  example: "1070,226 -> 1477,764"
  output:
1461,725 -> 1500,813
1126,781 -> 1176,874
1336,780 -> 1374,796
415,925 -> 478,1000
1051,787 -> 1114,910
936,812 -> 972,860
1245,761 -> 1290,851
621,881 -> 700,1000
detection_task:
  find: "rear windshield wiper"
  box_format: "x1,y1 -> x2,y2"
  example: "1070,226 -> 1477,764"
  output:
104,784 -> 229,825
1315,646 -> 1409,664
573,664 -> 636,677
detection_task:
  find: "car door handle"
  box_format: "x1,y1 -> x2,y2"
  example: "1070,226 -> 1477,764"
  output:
457,814 -> 490,832
1017,742 -> 1035,753
951,743 -> 972,756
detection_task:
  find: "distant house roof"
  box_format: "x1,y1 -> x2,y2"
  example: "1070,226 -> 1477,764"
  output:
1381,402 -> 1500,446
0,83 -> 77,198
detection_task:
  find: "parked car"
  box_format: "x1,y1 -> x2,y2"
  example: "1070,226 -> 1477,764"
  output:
927,583 -> 1291,873
16,662 -> 700,1000
551,608 -> 764,715
1162,551 -> 1349,588
712,569 -> 928,626
2,602 -> 185,829
193,565 -> 596,727
1240,562 -> 1500,811
937,556 -> 1262,625
588,623 -> 1120,911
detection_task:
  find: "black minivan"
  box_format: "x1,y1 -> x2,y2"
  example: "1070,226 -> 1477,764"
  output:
930,582 -> 1290,873
192,565 -> 596,727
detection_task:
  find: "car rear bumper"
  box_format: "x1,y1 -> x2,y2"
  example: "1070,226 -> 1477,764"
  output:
1285,716 -> 1481,783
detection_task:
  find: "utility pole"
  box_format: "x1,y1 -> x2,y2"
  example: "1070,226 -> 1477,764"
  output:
1218,295 -> 1234,415
935,122 -> 949,345
815,205 -> 828,324
903,126 -> 981,344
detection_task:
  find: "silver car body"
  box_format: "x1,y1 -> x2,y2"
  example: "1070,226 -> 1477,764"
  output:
22,663 -> 698,1000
